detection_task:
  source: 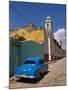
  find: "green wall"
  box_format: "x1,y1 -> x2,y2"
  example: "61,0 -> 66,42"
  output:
20,41 -> 44,65
10,40 -> 44,76
9,39 -> 20,76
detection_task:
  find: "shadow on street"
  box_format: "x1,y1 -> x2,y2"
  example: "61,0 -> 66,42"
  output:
16,71 -> 50,84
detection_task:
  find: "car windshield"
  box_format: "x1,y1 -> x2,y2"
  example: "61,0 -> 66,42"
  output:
24,60 -> 35,64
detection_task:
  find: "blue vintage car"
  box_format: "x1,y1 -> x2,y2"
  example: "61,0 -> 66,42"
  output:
15,57 -> 48,79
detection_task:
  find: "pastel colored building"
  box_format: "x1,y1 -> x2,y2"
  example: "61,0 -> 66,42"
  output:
10,16 -> 65,61
10,16 -> 66,76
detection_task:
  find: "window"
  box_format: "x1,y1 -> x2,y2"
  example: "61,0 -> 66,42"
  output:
24,60 -> 35,64
39,60 -> 44,64
47,23 -> 49,27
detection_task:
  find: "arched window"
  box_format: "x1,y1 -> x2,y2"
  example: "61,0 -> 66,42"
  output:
47,23 -> 49,27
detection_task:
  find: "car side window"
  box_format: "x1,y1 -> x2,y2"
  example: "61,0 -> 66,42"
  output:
39,60 -> 44,64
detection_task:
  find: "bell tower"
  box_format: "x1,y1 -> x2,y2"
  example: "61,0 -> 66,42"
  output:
45,16 -> 52,31
44,16 -> 53,61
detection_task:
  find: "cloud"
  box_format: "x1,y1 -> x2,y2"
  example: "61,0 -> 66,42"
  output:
54,28 -> 66,49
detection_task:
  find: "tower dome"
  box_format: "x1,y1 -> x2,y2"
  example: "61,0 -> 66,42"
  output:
46,16 -> 51,20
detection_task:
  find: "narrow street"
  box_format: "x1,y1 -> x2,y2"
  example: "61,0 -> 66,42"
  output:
9,57 -> 66,89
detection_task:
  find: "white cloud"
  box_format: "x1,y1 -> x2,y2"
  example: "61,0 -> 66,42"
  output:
54,28 -> 66,49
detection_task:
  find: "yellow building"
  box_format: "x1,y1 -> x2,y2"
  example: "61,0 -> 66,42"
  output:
10,24 -> 44,44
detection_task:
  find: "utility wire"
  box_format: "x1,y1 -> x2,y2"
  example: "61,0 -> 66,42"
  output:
10,6 -> 43,44
10,6 -> 37,27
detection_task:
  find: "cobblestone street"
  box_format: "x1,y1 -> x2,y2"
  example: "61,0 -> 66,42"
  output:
9,57 -> 66,89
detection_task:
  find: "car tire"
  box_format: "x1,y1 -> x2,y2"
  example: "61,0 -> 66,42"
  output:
37,72 -> 41,79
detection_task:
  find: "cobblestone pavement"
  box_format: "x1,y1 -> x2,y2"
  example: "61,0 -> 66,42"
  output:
9,57 -> 66,89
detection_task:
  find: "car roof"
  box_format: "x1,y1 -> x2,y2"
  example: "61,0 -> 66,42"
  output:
25,57 -> 42,62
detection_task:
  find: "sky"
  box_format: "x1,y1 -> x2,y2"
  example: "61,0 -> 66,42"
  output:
9,1 -> 66,49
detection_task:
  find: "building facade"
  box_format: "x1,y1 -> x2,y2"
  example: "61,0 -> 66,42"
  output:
44,16 -> 65,61
10,16 -> 66,62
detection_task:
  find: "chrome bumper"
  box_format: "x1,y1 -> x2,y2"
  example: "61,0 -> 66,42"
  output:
15,74 -> 36,79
